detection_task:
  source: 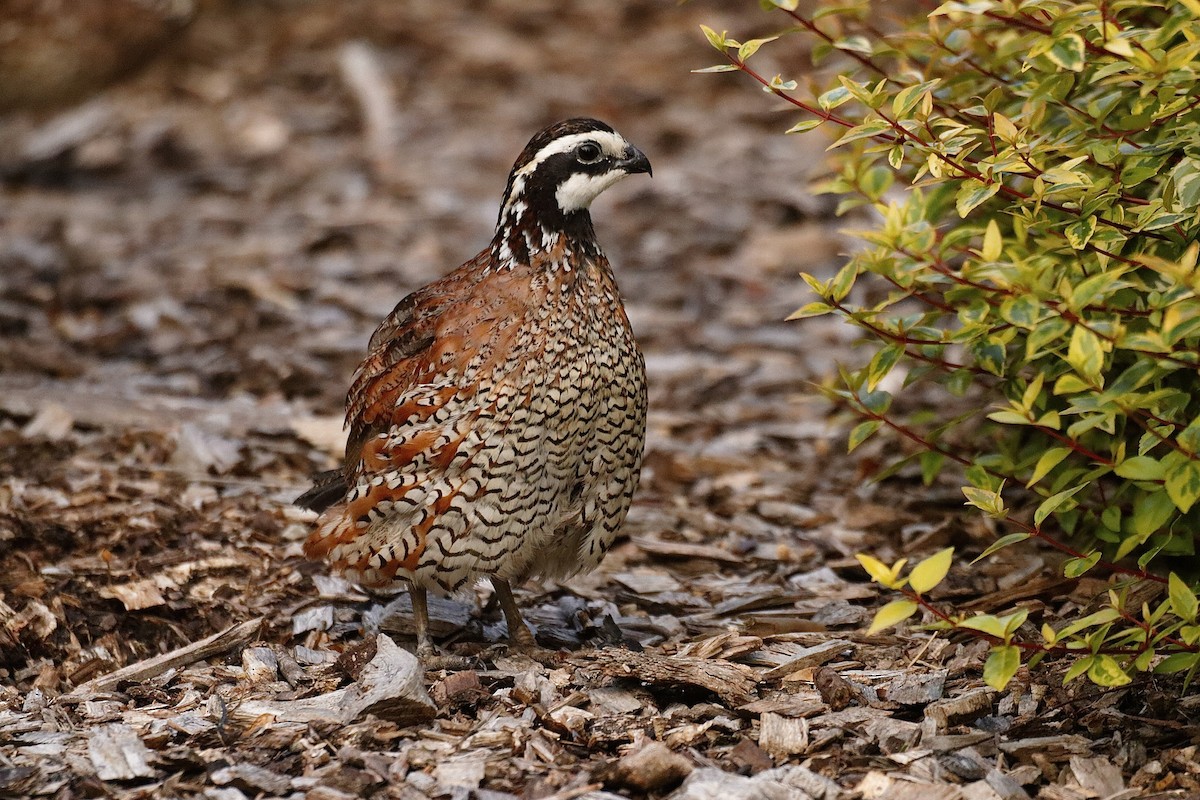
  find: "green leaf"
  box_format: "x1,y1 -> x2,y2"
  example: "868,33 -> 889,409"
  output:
963,485 -> 1006,517
867,599 -> 918,634
1064,216 -> 1097,250
988,410 -> 1033,425
920,451 -> 945,485
1064,655 -> 1095,685
984,645 -> 1021,690
1045,34 -> 1086,72
981,219 -> 1002,261
956,179 -> 1001,217
973,532 -> 1031,563
892,79 -> 940,118
958,614 -> 1006,639
1001,295 -> 1041,329
1056,607 -> 1120,639
1155,652 -> 1200,675
1088,655 -> 1132,687
787,301 -> 834,320
909,547 -> 954,594
1165,460 -> 1200,513
1168,573 -> 1199,622
867,344 -> 903,391
738,36 -> 777,61
692,64 -> 739,73
1027,447 -> 1070,487
818,86 -> 852,111
1178,416 -> 1200,454
1063,552 -> 1102,578
834,35 -> 873,55
1034,484 -> 1085,526
1131,489 -> 1176,539
828,262 -> 857,302
848,420 -> 881,452
1115,456 -> 1166,481
700,25 -> 728,50
1066,325 -> 1104,382
829,119 -> 893,149
786,118 -> 823,134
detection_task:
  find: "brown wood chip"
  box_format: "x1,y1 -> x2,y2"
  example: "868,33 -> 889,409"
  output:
69,617 -> 264,695
580,648 -> 759,706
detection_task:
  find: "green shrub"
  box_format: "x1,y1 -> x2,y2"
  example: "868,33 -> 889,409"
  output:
701,0 -> 1200,688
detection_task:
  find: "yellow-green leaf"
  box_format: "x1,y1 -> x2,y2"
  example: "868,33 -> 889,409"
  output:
1169,572 -> 1199,622
1034,484 -> 1085,526
973,532 -> 1031,563
963,485 -> 1006,517
1155,652 -> 1200,674
1131,489 -> 1175,539
1165,460 -> 1200,513
856,553 -> 894,586
959,614 -> 1005,639
1064,655 -> 1095,684
1064,216 -> 1097,250
787,301 -> 834,320
1027,447 -> 1070,487
984,645 -> 1021,690
848,420 -> 881,452
867,599 -> 918,634
909,547 -> 954,594
892,79 -> 940,118
738,36 -> 777,61
1066,325 -> 1104,382
786,118 -> 824,134
992,112 -> 1018,143
1088,655 -> 1132,687
1046,34 -> 1086,72
1115,456 -> 1165,481
981,219 -> 1002,261
1063,552 -> 1101,578
956,179 -> 1001,217
700,25 -> 727,50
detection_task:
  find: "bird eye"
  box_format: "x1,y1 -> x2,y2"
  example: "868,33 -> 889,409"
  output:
576,142 -> 602,163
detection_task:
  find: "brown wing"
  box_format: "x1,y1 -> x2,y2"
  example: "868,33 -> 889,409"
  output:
339,247 -> 540,478
302,249 -> 543,567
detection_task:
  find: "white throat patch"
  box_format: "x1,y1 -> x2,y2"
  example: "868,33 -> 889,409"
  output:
555,170 -> 631,212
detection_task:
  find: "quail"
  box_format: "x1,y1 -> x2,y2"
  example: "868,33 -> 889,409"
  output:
298,118 -> 651,654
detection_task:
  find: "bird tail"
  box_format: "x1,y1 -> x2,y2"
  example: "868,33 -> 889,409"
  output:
294,469 -> 347,513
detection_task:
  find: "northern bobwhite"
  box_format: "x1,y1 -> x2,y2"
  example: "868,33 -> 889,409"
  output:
297,118 -> 651,654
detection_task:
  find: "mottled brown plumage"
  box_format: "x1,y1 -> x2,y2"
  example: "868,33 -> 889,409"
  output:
298,119 -> 651,652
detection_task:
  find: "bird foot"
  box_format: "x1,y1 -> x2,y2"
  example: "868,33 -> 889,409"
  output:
485,635 -> 564,667
414,641 -> 474,671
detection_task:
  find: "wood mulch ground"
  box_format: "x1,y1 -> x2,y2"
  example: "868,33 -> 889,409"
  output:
1,2 -> 1197,798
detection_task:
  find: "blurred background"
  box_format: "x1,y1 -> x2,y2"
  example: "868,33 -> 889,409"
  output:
1,0 -> 878,683
0,0 -> 906,697
0,0 -> 847,417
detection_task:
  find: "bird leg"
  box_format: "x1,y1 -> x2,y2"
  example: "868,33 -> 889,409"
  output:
492,577 -> 536,649
409,583 -> 435,659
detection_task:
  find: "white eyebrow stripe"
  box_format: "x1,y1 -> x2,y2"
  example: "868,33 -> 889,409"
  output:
515,131 -> 630,178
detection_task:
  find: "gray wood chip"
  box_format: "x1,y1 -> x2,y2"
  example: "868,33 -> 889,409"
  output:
761,640 -> 854,680
86,724 -> 156,781
758,712 -> 809,757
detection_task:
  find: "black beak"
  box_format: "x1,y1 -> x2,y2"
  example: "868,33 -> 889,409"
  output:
618,146 -> 652,177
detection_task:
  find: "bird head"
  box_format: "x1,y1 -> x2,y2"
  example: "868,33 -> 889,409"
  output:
496,118 -> 651,246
